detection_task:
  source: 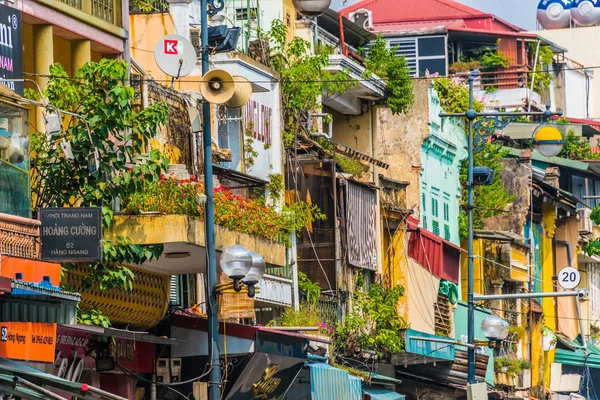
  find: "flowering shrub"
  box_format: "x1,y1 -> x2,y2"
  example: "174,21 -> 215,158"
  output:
122,172 -> 324,245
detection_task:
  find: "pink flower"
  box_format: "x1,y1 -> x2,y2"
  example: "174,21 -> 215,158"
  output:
257,324 -> 262,327
328,327 -> 333,332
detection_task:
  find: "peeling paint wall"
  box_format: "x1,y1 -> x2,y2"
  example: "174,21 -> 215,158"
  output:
377,80 -> 431,219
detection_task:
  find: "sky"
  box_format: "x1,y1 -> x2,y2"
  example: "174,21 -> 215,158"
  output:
331,0 -> 541,31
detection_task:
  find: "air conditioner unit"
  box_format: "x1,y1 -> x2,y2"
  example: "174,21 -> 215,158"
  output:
348,9 -> 373,30
578,208 -> 593,235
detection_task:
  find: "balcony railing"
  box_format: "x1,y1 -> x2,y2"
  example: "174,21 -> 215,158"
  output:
129,0 -> 169,14
0,213 -> 40,259
455,65 -> 529,91
55,0 -> 122,26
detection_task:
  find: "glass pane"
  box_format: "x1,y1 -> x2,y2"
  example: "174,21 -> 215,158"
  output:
418,58 -> 446,76
0,103 -> 29,217
418,37 -> 445,57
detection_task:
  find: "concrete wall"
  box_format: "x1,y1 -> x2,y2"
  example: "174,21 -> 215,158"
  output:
377,80 -> 431,219
534,26 -> 600,119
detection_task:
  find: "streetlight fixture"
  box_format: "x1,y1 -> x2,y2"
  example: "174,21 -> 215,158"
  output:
481,315 -> 509,349
532,123 -> 565,157
215,244 -> 265,297
292,0 -> 331,17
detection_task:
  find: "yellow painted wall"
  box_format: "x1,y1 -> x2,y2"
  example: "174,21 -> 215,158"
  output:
282,0 -> 297,42
540,204 -> 556,388
461,238 -> 484,302
382,221 -> 409,321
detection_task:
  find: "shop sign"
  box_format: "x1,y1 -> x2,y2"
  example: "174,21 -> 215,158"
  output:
226,352 -> 305,400
40,207 -> 102,262
243,100 -> 272,145
0,322 -> 56,362
0,4 -> 22,95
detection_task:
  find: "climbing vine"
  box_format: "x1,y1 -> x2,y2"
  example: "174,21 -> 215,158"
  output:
529,43 -> 554,95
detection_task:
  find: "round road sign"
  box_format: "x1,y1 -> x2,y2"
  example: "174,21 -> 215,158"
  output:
154,35 -> 197,78
558,266 -> 581,290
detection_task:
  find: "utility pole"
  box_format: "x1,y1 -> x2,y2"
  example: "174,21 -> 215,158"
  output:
201,0 -> 221,398
440,70 -> 564,385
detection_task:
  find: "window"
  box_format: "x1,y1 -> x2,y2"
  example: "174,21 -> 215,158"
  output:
591,264 -> 600,322
423,216 -> 427,230
235,7 -> 258,20
444,225 -> 450,241
388,36 -> 446,77
443,202 -> 449,222
434,293 -> 452,337
432,220 -> 440,236
431,198 -> 439,218
422,193 -> 426,212
217,107 -> 243,171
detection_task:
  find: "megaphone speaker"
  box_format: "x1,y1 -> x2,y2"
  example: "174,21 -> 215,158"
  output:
200,69 -> 253,108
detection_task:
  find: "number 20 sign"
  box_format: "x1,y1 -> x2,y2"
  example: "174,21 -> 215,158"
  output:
558,267 -> 581,290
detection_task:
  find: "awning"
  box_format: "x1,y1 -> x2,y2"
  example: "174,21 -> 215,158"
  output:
554,335 -> 600,369
0,356 -> 126,400
363,386 -> 406,400
308,363 -> 362,400
59,323 -> 181,346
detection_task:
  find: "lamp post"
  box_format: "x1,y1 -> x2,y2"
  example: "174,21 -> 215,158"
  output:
481,315 -> 509,352
439,70 -> 564,385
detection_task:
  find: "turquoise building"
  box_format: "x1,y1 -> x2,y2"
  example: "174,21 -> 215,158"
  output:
420,88 -> 468,246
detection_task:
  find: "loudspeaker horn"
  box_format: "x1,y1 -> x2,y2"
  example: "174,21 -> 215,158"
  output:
200,69 -> 252,108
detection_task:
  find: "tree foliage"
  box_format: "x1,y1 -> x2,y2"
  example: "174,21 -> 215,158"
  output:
558,129 -> 599,161
334,283 -> 408,358
28,60 -> 169,325
363,36 -> 413,114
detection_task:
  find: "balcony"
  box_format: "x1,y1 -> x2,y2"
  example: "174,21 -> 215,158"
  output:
323,54 -> 387,115
0,213 -> 40,260
454,66 -> 542,110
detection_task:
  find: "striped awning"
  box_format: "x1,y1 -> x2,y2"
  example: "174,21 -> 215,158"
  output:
363,386 -> 406,400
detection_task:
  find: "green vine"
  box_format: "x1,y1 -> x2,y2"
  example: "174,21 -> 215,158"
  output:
266,173 -> 284,205
529,43 -> 554,95
244,121 -> 258,170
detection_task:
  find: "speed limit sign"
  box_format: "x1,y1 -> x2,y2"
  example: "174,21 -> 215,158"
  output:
558,267 -> 581,290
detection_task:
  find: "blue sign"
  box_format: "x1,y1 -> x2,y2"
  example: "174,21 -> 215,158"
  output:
0,3 -> 21,95
405,329 -> 455,361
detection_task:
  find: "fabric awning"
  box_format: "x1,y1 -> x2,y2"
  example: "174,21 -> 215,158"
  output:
0,357 -> 126,400
554,334 -> 600,369
363,386 -> 406,400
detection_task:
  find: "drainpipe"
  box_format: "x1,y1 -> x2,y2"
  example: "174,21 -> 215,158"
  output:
555,240 -> 587,348
122,0 -> 131,72
338,14 -> 347,57
527,40 -> 541,113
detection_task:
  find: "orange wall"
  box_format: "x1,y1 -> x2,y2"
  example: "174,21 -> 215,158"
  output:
0,256 -> 61,286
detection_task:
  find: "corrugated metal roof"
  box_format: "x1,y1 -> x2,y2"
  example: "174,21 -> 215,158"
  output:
340,0 -> 481,25
11,280 -> 81,301
363,387 -> 406,400
309,363 -> 362,400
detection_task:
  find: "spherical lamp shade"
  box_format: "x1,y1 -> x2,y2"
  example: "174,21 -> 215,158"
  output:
243,252 -> 266,284
533,124 -> 565,157
481,315 -> 510,340
292,0 -> 332,17
220,245 -> 252,279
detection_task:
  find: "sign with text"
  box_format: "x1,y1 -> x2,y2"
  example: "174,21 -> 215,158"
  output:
0,322 -> 56,362
0,4 -> 21,94
40,207 -> 102,262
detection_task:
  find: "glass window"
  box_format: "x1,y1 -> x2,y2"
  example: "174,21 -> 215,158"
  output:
418,58 -> 446,76
0,102 -> 29,217
418,37 -> 445,57
217,107 -> 243,171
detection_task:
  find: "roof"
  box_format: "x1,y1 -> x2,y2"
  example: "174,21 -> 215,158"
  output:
550,116 -> 600,134
317,9 -> 376,48
10,279 -> 82,302
505,147 -> 600,178
363,387 -> 406,400
340,0 -> 526,36
340,0 -> 482,25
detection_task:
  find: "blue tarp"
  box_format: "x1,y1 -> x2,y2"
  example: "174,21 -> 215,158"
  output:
363,386 -> 406,400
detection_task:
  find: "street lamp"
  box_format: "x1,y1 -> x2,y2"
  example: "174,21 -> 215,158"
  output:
215,244 -> 265,297
292,0 -> 331,16
481,315 -> 509,343
532,123 -> 565,157
243,252 -> 266,298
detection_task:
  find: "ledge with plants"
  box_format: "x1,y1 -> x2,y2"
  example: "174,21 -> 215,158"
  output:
121,172 -> 325,247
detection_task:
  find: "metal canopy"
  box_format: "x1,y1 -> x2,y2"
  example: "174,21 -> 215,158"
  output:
0,357 -> 127,400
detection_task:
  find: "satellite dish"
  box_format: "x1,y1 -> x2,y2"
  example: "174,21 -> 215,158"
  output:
154,35 -> 197,78
537,0 -> 572,29
571,0 -> 600,26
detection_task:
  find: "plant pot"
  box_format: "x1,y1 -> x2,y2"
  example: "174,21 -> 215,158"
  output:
500,367 -> 508,373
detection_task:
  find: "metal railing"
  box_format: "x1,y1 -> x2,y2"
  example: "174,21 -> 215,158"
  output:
55,0 -> 121,26
265,264 -> 292,279
130,0 -> 169,14
455,66 -> 529,91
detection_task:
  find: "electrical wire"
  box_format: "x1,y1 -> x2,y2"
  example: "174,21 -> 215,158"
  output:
115,362 -> 190,400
